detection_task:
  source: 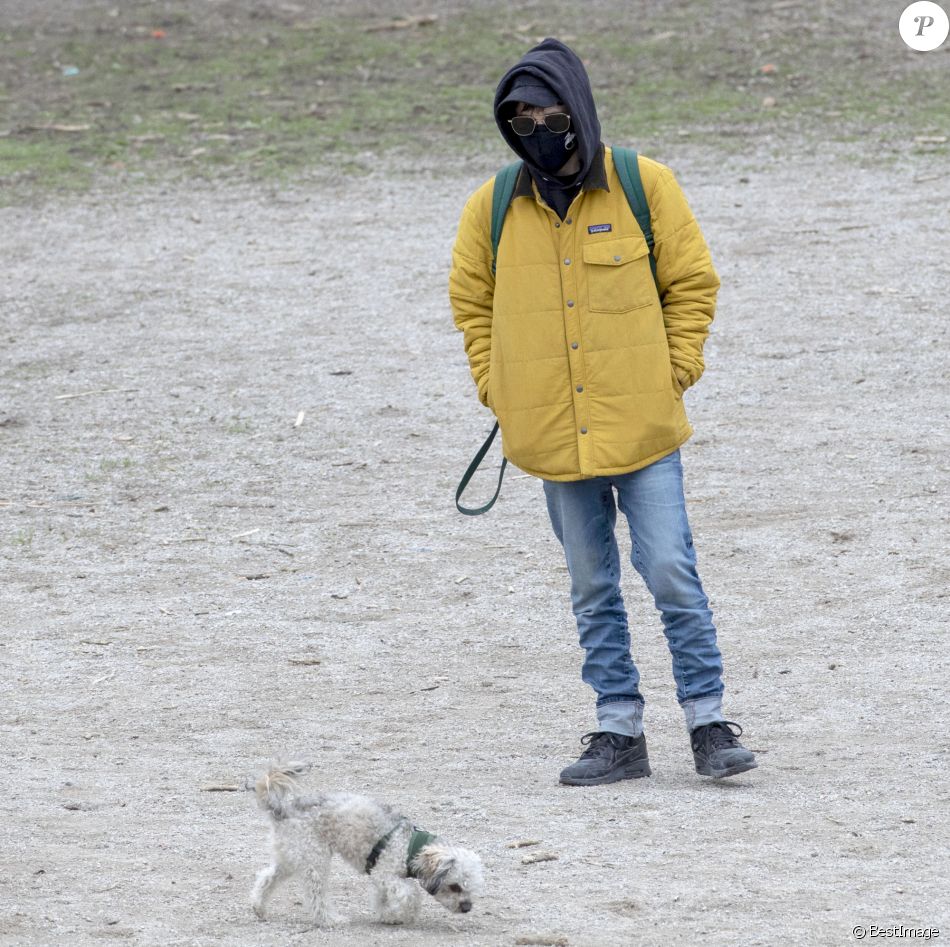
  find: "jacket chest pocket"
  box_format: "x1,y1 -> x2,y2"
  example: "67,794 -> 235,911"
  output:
582,236 -> 654,313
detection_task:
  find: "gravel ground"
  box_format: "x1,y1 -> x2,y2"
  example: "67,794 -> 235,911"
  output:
1,145 -> 949,946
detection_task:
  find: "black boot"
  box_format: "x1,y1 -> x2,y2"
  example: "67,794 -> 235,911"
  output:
691,721 -> 757,778
559,731 -> 651,786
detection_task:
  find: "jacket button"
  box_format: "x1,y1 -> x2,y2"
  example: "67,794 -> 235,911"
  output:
580,427 -> 588,434
555,222 -> 560,228
571,342 -> 579,349
576,385 -> 584,393
567,299 -> 575,307
566,217 -> 572,225
613,255 -> 621,262
564,258 -> 571,266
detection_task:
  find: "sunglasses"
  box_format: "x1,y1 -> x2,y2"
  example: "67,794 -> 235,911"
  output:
508,112 -> 571,136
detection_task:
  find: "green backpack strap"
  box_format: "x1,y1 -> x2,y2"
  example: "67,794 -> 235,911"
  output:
490,160 -> 523,275
612,146 -> 659,293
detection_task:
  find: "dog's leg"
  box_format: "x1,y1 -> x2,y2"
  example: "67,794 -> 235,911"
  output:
250,861 -> 288,920
372,877 -> 421,925
300,844 -> 334,926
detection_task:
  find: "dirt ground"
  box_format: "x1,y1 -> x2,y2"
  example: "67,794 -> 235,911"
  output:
2,0 -> 950,943
2,139 -> 948,946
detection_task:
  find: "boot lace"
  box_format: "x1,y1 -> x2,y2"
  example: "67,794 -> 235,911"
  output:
578,731 -> 625,760
697,721 -> 743,752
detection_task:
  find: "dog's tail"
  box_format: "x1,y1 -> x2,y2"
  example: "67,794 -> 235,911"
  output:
252,761 -> 312,821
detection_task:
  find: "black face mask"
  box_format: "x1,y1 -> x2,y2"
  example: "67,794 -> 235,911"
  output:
520,126 -> 576,175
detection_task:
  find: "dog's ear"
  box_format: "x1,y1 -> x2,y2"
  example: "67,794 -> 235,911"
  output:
414,846 -> 456,894
425,862 -> 454,895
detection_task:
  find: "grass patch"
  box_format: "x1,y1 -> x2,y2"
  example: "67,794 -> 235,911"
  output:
85,457 -> 136,482
1,1 -> 947,201
10,528 -> 35,547
226,419 -> 253,435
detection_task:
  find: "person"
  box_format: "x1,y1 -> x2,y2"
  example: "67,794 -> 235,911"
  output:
449,38 -> 757,785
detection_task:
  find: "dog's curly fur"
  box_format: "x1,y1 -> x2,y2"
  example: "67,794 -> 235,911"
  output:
250,763 -> 484,925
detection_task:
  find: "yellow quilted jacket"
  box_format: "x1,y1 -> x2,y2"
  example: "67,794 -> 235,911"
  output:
449,146 -> 719,481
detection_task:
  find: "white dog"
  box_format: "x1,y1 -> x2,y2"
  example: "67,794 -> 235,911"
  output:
249,763 -> 484,925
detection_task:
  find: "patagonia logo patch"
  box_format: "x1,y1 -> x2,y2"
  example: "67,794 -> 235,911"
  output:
588,223 -> 612,234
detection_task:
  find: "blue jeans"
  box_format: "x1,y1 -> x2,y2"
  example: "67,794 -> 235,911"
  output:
543,450 -> 724,736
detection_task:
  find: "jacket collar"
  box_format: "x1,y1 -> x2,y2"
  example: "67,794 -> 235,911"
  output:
512,142 -> 608,199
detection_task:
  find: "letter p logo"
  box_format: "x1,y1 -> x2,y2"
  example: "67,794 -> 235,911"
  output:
900,2 -> 949,49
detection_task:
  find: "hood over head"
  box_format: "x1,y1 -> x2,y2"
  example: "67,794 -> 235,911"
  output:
493,38 -> 601,184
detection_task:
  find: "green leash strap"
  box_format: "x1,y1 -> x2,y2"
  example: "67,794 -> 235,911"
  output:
455,162 -> 518,517
455,421 -> 507,516
611,146 -> 659,293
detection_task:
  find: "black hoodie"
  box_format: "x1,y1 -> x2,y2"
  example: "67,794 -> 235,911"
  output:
493,38 -> 603,220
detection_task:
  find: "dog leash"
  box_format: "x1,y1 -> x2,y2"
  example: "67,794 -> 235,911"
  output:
455,421 -> 507,516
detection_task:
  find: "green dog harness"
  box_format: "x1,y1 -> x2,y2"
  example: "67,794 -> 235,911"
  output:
364,821 -> 438,876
